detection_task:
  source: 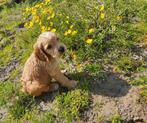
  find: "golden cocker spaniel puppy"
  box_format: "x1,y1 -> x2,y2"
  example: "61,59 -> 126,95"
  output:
21,32 -> 77,96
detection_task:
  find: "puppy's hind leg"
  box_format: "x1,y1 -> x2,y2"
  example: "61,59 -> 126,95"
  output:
26,82 -> 49,96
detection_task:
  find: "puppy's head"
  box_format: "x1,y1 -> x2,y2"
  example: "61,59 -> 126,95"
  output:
34,32 -> 66,61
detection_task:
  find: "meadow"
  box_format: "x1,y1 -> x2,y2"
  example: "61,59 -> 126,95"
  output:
0,0 -> 147,122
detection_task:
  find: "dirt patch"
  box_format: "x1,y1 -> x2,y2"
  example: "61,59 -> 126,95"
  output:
0,59 -> 19,82
83,72 -> 147,122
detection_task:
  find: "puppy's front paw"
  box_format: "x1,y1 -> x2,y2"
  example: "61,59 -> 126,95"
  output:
68,80 -> 78,89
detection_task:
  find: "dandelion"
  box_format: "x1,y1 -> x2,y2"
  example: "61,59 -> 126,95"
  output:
88,28 -> 95,34
71,30 -> 77,36
29,21 -> 33,28
51,28 -> 56,32
117,16 -> 122,21
47,16 -> 51,20
47,27 -> 51,31
41,26 -> 46,32
32,8 -> 37,15
35,4 -> 40,8
66,20 -> 69,24
86,38 -> 93,44
24,22 -> 29,28
43,10 -> 47,14
45,0 -> 51,3
100,5 -> 104,11
71,52 -> 77,60
51,13 -> 55,18
67,29 -> 72,34
76,64 -> 82,72
25,7 -> 30,12
45,0 -> 51,5
64,31 -> 68,36
100,13 -> 105,19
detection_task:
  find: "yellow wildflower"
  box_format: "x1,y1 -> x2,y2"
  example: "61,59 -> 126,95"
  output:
41,26 -> 46,32
71,30 -> 77,36
47,16 -> 51,20
32,8 -> 37,15
24,22 -> 28,28
45,0 -> 51,3
100,5 -> 104,11
25,7 -> 30,12
117,16 -> 122,21
29,21 -> 33,28
51,13 -> 55,18
34,4 -> 40,8
100,13 -> 105,19
51,28 -> 56,32
45,0 -> 51,5
71,52 -> 77,60
88,28 -> 95,34
43,10 -> 47,14
47,27 -> 51,31
66,16 -> 69,19
76,64 -> 82,72
67,29 -> 72,34
66,20 -> 69,24
86,39 -> 93,44
64,31 -> 68,36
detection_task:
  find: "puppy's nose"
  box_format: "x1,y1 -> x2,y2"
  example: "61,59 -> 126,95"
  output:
58,46 -> 65,53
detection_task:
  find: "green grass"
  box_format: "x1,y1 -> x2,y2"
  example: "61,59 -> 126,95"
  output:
130,76 -> 147,86
0,81 -> 15,106
130,76 -> 147,105
53,89 -> 90,122
110,112 -> 122,123
114,55 -> 144,73
0,0 -> 147,122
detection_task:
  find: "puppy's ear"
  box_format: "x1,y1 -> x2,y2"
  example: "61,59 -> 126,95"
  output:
33,43 -> 47,61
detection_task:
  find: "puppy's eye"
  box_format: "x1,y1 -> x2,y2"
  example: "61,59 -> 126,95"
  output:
47,45 -> 52,49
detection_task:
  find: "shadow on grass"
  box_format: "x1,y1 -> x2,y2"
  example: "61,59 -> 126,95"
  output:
66,71 -> 131,97
36,70 -> 131,104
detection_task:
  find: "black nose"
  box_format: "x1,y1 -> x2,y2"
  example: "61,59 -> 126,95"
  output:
58,46 -> 65,53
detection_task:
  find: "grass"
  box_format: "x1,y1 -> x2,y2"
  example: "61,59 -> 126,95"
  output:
0,0 -> 147,122
110,112 -> 122,123
130,76 -> 147,105
53,89 -> 90,122
114,55 -> 144,73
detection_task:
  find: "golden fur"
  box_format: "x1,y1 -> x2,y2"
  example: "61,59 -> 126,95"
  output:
21,32 -> 77,96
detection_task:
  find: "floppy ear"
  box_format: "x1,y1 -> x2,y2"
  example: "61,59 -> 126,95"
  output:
33,42 -> 47,61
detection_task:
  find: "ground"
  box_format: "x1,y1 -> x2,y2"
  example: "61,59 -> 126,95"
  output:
0,0 -> 147,123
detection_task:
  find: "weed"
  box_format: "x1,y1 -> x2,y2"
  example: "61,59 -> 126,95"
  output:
139,86 -> 147,105
115,56 -> 143,72
8,93 -> 35,119
130,76 -> 147,86
110,112 -> 122,123
0,81 -> 15,106
53,89 -> 90,122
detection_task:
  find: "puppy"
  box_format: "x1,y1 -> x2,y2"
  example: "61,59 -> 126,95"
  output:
21,32 -> 77,96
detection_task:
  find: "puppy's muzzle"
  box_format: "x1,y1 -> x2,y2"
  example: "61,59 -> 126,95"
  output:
58,46 -> 65,53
